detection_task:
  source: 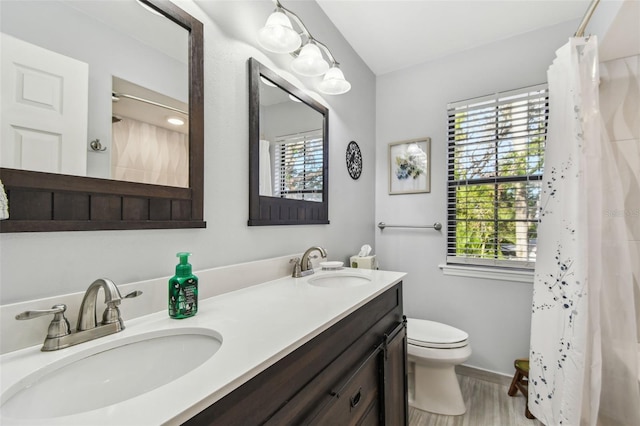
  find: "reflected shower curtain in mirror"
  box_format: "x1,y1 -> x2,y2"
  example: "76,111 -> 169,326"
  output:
259,139 -> 273,196
529,36 -> 640,425
112,117 -> 188,187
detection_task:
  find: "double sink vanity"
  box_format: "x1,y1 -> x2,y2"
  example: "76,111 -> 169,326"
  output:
1,0 -> 407,423
1,265 -> 407,425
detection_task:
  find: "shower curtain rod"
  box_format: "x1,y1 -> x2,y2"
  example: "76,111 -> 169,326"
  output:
574,0 -> 601,37
112,92 -> 188,116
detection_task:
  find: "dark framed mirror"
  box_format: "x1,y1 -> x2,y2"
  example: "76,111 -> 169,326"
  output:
0,0 -> 204,232
248,58 -> 329,226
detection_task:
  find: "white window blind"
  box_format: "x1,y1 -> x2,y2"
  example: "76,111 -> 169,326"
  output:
447,84 -> 548,269
274,129 -> 323,202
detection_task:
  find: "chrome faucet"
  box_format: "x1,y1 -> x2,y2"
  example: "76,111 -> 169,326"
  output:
77,278 -> 130,331
292,246 -> 327,277
16,278 -> 141,351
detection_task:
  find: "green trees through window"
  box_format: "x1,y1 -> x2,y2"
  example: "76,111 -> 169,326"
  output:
447,84 -> 548,268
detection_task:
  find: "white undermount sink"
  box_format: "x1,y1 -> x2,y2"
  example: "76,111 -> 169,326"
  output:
308,272 -> 372,288
1,327 -> 222,420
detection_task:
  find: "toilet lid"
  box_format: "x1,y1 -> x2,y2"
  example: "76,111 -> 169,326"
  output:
407,318 -> 469,349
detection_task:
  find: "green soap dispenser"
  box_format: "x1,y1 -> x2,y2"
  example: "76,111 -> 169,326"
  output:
169,252 -> 198,319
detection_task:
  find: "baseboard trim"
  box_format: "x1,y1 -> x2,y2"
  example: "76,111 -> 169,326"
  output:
456,364 -> 512,386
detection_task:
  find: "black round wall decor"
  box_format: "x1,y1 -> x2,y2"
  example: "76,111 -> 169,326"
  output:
346,141 -> 362,180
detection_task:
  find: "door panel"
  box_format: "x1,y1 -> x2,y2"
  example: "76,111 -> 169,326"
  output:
1,33 -> 88,175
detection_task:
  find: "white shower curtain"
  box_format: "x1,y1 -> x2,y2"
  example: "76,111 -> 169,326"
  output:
529,37 -> 640,426
112,117 -> 188,187
259,139 -> 273,196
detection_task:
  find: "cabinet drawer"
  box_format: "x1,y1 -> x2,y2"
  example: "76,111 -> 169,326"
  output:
310,350 -> 381,425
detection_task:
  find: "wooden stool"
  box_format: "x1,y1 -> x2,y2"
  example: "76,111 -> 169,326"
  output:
508,358 -> 535,419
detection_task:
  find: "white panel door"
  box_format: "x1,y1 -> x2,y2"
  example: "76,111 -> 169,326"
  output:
1,33 -> 89,175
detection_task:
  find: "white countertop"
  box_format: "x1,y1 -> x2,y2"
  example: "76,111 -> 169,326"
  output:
0,268 -> 405,425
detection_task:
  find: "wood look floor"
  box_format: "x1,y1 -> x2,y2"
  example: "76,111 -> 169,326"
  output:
408,374 -> 545,426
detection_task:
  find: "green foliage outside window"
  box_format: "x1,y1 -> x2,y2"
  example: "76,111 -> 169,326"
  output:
447,86 -> 548,267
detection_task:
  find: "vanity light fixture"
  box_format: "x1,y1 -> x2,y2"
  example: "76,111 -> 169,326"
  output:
257,9 -> 301,53
318,65 -> 351,95
257,0 -> 351,95
291,42 -> 329,77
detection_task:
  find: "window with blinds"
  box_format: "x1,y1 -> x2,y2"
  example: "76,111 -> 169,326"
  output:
447,84 -> 548,269
274,129 -> 324,202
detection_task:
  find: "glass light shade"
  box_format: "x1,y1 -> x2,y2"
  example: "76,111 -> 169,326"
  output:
290,43 -> 330,77
257,11 -> 301,53
318,66 -> 351,95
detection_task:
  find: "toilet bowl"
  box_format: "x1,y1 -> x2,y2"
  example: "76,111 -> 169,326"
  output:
407,318 -> 471,415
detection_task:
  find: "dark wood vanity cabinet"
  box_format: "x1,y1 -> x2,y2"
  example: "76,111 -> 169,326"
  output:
184,282 -> 407,426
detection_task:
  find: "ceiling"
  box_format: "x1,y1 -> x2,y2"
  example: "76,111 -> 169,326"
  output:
63,0 -> 187,64
316,0 -> 593,75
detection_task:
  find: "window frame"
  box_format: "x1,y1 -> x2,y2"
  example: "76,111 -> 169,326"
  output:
446,83 -> 549,270
273,129 -> 324,202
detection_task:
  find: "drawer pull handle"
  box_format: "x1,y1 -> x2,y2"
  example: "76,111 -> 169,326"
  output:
350,388 -> 362,408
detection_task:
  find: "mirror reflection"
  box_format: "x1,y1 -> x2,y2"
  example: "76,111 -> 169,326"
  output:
259,76 -> 325,202
111,77 -> 189,187
0,0 -> 189,187
249,58 -> 329,226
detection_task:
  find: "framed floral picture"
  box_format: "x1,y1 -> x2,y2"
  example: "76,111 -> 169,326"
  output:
388,137 -> 431,194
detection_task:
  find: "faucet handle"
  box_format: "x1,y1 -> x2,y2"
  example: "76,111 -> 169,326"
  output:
305,254 -> 322,269
16,304 -> 66,320
123,290 -> 142,299
290,257 -> 302,278
102,290 -> 142,325
16,304 -> 71,339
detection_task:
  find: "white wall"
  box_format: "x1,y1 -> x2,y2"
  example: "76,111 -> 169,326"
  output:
375,20 -> 579,375
0,0 -> 376,304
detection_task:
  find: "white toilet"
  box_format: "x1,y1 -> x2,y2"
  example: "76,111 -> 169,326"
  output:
407,318 -> 472,415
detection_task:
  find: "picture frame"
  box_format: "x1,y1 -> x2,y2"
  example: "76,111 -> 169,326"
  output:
388,137 -> 431,195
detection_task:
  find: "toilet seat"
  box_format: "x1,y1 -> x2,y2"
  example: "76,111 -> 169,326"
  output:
408,318 -> 468,349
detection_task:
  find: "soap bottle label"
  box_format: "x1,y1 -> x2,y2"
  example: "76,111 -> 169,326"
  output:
182,278 -> 198,316
169,278 -> 198,318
